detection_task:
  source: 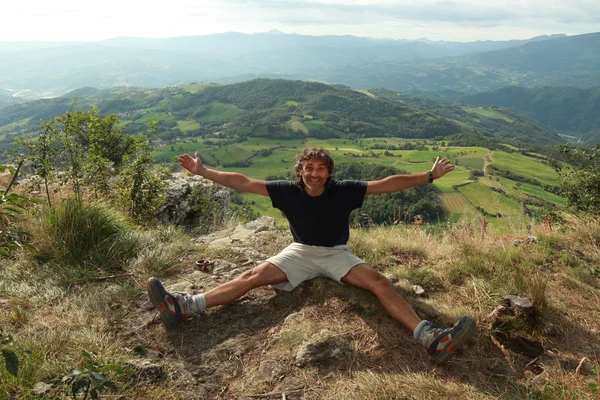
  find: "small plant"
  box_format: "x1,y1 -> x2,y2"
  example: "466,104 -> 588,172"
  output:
1,333 -> 19,377
62,351 -> 117,400
0,164 -> 40,257
405,268 -> 445,293
45,198 -> 139,273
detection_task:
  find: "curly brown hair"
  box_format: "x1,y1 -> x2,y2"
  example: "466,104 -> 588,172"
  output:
293,147 -> 334,187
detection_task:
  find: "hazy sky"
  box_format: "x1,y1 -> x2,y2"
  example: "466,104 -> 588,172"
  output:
2,0 -> 599,42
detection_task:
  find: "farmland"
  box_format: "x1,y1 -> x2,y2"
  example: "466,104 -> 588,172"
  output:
155,135 -> 564,230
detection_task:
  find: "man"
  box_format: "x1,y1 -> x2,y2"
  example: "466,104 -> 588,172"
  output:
148,147 -> 476,364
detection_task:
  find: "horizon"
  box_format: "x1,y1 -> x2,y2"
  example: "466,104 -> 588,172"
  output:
2,0 -> 600,43
0,29 -> 581,45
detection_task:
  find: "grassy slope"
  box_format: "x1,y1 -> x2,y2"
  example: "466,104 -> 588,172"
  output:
2,196 -> 599,399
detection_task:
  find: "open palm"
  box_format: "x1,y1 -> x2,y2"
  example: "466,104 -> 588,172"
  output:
178,152 -> 205,175
431,156 -> 454,179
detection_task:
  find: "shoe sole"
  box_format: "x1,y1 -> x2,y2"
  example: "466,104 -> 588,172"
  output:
433,316 -> 476,364
147,277 -> 182,330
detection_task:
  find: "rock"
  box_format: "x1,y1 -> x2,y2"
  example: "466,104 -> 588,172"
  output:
208,216 -> 276,248
33,382 -> 52,395
513,239 -> 524,247
502,296 -> 534,310
124,359 -> 163,384
493,295 -> 539,328
526,236 -> 538,244
155,176 -> 229,233
283,311 -> 305,328
245,360 -> 287,388
295,329 -> 352,367
412,285 -> 425,296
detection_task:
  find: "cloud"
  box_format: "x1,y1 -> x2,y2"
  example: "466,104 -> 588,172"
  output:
226,0 -> 600,25
0,0 -> 598,42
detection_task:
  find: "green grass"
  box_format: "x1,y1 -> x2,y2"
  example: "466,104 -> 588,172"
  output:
284,116 -> 308,133
153,139 -> 215,164
182,83 -> 218,94
199,103 -> 244,121
0,117 -> 31,133
137,112 -> 176,124
439,192 -> 478,214
176,120 -> 201,132
495,176 -> 567,205
462,106 -> 514,123
458,181 -> 523,221
222,148 -> 296,179
490,151 -> 560,186
213,144 -> 255,164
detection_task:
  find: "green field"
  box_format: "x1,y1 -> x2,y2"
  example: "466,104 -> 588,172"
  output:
463,106 -> 514,123
490,151 -> 560,186
177,120 -> 201,132
213,144 -> 255,164
137,112 -> 176,124
495,176 -> 566,205
152,137 -> 565,229
182,83 -> 218,94
458,181 -> 522,219
439,192 -> 478,214
284,116 -> 308,133
0,117 -> 31,133
199,103 -> 244,121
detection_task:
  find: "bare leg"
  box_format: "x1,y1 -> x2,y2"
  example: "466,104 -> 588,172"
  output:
341,263 -> 421,332
204,262 -> 288,308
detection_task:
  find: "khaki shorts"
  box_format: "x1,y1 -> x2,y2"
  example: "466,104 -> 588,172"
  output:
266,242 -> 366,291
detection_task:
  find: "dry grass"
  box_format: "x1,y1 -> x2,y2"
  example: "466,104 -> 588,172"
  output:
2,208 -> 600,399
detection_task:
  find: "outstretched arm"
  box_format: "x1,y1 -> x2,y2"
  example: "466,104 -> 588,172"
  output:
366,156 -> 454,195
178,152 -> 268,196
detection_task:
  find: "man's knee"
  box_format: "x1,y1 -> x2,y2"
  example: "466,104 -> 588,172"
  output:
237,262 -> 285,287
367,272 -> 393,293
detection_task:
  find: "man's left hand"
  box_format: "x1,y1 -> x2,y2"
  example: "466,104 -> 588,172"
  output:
431,156 -> 454,179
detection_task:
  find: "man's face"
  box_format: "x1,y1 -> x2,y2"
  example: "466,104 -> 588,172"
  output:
302,159 -> 330,192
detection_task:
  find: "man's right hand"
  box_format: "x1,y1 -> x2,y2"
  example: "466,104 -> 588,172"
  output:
178,152 -> 205,175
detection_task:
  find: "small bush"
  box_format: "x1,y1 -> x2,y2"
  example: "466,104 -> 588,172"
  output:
404,268 -> 445,293
45,199 -> 139,272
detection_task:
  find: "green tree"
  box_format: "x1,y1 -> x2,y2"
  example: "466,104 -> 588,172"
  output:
114,127 -> 171,224
552,144 -> 600,215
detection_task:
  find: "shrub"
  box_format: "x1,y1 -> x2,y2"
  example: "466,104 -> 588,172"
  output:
45,199 -> 139,272
404,268 -> 445,293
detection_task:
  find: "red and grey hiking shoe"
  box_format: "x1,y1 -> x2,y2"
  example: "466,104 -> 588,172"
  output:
147,277 -> 190,330
420,316 -> 476,364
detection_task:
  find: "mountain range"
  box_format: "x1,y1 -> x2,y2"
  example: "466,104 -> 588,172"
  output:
1,30 -> 591,100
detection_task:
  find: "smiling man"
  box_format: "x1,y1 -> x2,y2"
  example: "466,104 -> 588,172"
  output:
148,147 -> 476,364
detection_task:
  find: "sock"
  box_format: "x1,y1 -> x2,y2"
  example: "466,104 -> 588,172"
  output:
413,320 -> 430,342
188,293 -> 206,314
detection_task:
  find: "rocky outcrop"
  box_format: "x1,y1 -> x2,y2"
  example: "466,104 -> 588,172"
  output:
295,329 -> 352,367
155,176 -> 230,233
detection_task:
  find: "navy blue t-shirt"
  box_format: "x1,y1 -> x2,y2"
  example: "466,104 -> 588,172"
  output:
266,179 -> 367,247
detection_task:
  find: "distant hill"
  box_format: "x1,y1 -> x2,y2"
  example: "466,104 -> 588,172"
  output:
0,31 -> 572,99
0,91 -> 24,109
369,88 -> 562,145
459,86 -> 600,141
324,32 -> 600,95
0,79 -> 563,158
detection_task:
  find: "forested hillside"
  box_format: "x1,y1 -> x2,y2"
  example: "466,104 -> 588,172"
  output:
0,79 -> 563,159
459,86 -> 600,145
